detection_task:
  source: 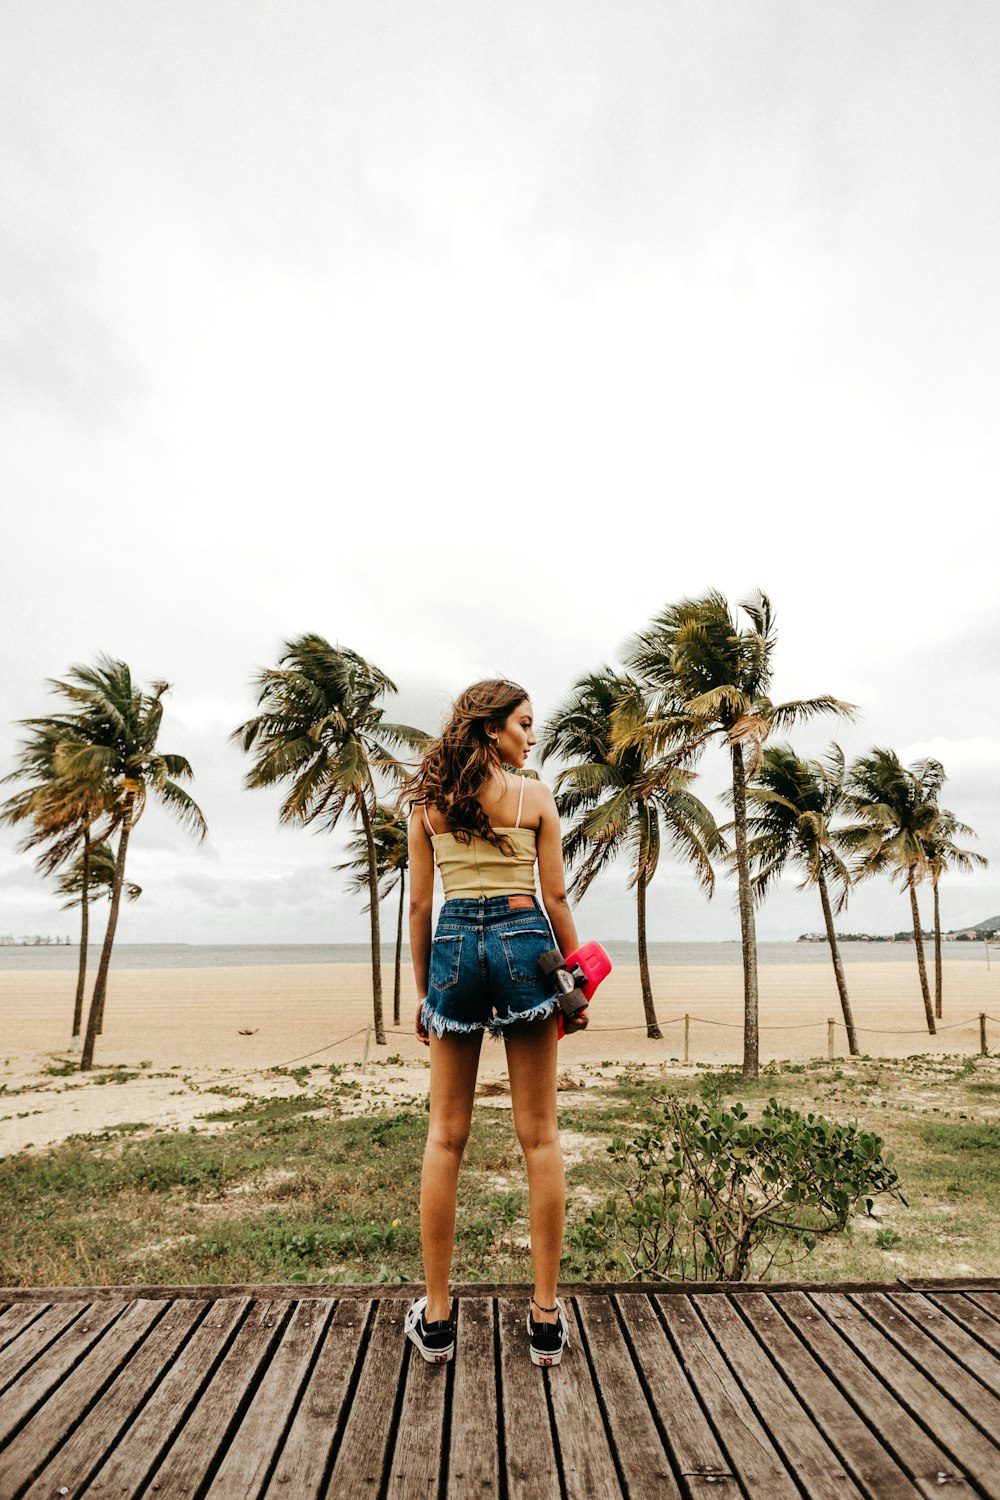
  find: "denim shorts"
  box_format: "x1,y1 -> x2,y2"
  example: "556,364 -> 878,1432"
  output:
421,895 -> 560,1039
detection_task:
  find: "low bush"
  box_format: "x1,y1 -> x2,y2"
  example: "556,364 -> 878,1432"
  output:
580,1095 -> 904,1281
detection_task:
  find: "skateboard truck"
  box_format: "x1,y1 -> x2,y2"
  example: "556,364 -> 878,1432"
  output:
538,948 -> 590,1019
538,941 -> 612,1034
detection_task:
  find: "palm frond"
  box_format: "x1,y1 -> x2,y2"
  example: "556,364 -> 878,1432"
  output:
158,781 -> 208,841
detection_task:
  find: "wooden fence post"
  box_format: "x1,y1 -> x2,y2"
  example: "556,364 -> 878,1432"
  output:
361,1025 -> 372,1073
981,1013 -> 988,1057
684,1014 -> 690,1065
828,1018 -> 835,1061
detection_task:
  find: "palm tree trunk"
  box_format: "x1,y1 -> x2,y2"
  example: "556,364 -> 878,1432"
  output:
908,873 -> 935,1034
817,865 -> 859,1056
636,871 -> 662,1039
394,870 -> 404,1028
731,743 -> 760,1078
71,832 -> 91,1048
933,875 -> 943,1020
81,805 -> 133,1071
359,795 -> 386,1045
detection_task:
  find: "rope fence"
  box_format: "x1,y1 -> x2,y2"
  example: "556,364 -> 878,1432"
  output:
272,1011 -> 1000,1071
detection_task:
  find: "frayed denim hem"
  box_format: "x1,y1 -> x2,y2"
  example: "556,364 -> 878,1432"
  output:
486,997 -> 560,1038
421,1004 -> 481,1039
421,997 -> 559,1041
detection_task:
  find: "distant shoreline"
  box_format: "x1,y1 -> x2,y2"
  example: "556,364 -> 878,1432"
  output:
0,939 -> 992,972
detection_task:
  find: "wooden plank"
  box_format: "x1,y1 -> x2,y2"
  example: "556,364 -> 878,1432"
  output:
0,1301 -> 49,1357
543,1299 -> 621,1500
732,1293 -> 923,1500
774,1292 -> 977,1500
206,1297 -> 332,1498
852,1293 -> 1000,1428
616,1294 -> 736,1495
0,1301 -> 86,1393
657,1294 -> 801,1498
20,1298 -> 207,1500
326,1296 -> 410,1497
496,1297 -> 560,1500
574,1295 -> 680,1499
891,1291 -> 1000,1396
810,1291 -> 1000,1494
385,1307 -> 449,1500
927,1291 -> 1000,1358
967,1291 -> 1000,1325
445,1296 -> 499,1498
140,1297 -> 290,1498
0,1300 -> 124,1448
264,1297 -> 372,1498
0,1298 -> 162,1497
85,1296 -> 250,1497
695,1295 -> 866,1500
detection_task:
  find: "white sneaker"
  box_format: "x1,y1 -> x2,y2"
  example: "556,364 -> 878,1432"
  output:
405,1297 -> 455,1364
527,1300 -> 569,1367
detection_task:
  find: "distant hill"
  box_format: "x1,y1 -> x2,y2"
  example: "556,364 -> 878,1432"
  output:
945,915 -> 1000,937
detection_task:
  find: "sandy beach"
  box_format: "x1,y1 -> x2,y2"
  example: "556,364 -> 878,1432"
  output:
2,957 -> 998,1158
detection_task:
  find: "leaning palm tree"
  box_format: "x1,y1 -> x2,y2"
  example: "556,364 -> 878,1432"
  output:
738,743 -> 859,1055
626,590 -> 854,1077
842,749 -> 943,1035
234,636 -> 426,1045
57,844 -> 142,1039
52,658 -> 208,1070
540,670 -> 722,1039
922,808 -> 987,1019
1,711 -> 115,1046
338,805 -> 410,1027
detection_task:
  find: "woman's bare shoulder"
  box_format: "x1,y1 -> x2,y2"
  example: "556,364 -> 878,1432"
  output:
515,772 -> 555,823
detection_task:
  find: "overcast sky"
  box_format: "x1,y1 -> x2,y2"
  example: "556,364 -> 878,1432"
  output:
2,1 -> 997,947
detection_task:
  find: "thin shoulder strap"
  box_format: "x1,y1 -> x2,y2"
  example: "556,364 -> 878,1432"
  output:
515,775 -> 526,829
421,803 -> 436,837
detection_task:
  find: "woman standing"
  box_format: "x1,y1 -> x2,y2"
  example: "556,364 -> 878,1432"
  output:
401,680 -> 586,1367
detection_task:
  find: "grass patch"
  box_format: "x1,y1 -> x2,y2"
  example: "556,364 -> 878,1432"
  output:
2,1056 -> 999,1287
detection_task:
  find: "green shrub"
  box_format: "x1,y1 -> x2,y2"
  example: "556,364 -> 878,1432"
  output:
580,1095 -> 904,1281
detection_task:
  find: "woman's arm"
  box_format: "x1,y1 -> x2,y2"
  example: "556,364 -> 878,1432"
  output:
408,810 -> 435,1040
535,782 -> 580,957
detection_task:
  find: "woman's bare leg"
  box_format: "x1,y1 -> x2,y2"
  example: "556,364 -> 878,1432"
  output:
505,1015 -> 563,1321
421,1029 -> 483,1321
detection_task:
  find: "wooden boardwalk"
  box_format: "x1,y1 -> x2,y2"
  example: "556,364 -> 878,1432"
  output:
0,1280 -> 998,1498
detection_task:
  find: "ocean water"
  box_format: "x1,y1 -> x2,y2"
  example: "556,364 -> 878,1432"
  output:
0,939 -> 992,971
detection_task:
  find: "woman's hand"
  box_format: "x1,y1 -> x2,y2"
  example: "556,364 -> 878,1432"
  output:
563,1005 -> 589,1034
415,1001 -> 430,1046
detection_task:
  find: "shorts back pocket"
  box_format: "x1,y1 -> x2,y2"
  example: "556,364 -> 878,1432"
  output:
430,933 -> 462,991
499,926 -> 551,985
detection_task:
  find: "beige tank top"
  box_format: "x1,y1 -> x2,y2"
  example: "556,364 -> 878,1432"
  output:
422,778 -> 537,898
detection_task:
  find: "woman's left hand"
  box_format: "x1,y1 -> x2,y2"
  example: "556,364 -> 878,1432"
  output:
415,1001 -> 430,1046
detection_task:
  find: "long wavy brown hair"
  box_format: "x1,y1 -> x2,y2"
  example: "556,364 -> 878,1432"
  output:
399,679 -> 529,850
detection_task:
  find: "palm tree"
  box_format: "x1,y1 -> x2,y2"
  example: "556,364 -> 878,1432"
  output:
626,590 -> 854,1077
52,659 -> 208,1070
233,636 -> 426,1045
56,843 -> 143,908
921,808 -> 987,1019
842,749 -> 943,1034
540,670 -> 722,1039
739,743 -> 859,1055
1,711 -> 115,1047
338,805 -> 410,1027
